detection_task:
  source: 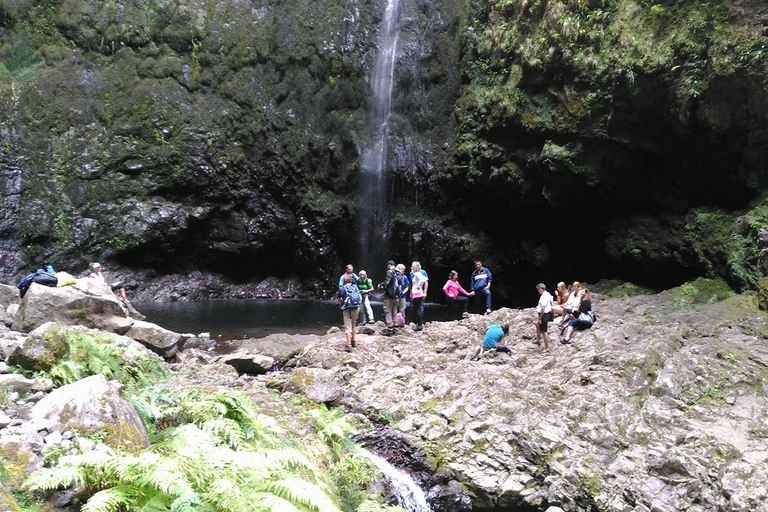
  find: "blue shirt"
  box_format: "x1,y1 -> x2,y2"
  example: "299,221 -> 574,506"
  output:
482,324 -> 506,349
338,273 -> 359,286
471,266 -> 492,291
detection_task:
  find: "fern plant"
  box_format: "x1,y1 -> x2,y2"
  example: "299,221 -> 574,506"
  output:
26,424 -> 342,512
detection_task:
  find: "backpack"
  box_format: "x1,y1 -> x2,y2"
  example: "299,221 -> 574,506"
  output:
386,269 -> 402,299
343,283 -> 361,309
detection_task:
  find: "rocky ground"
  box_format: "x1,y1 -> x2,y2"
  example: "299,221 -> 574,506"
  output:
2,280 -> 768,511
219,283 -> 768,511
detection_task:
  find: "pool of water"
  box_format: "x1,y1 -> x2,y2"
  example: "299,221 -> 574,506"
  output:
133,299 -> 450,340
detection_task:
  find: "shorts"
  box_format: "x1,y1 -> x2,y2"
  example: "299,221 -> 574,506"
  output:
342,308 -> 359,333
540,311 -> 554,331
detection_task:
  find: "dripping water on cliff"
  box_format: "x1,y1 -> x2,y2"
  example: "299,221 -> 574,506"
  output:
357,0 -> 401,270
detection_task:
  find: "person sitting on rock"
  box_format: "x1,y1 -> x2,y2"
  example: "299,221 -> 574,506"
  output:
561,288 -> 593,345
555,281 -> 583,332
551,281 -> 570,323
443,270 -> 474,319
473,323 -> 510,360
88,262 -> 130,305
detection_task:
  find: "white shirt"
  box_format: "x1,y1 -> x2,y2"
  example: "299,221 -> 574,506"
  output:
536,291 -> 553,314
564,289 -> 582,309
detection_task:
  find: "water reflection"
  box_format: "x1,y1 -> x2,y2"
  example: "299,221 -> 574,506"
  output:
133,299 -> 449,340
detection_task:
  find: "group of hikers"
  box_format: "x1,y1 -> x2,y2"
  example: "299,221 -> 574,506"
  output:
477,281 -> 596,358
337,260 -> 595,356
336,259 -> 596,355
336,259 -> 494,351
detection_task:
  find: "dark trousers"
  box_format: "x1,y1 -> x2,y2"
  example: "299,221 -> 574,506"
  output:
413,297 -> 425,326
474,288 -> 492,312
445,296 -> 469,319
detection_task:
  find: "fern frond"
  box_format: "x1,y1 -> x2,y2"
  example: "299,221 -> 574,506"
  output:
80,485 -> 135,512
24,464 -> 80,491
257,477 -> 341,512
201,418 -> 246,449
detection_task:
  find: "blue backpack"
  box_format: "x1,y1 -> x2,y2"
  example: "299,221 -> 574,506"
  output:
343,284 -> 361,309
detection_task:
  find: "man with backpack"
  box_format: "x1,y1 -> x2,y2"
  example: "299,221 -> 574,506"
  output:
378,260 -> 401,336
338,273 -> 361,351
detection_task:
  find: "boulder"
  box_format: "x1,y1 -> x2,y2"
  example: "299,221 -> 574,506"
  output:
125,320 -> 189,359
0,438 -> 39,488
30,374 -> 149,453
757,276 -> 768,311
0,374 -> 53,393
283,367 -> 343,405
0,284 -> 20,328
7,322 -> 69,372
12,281 -> 132,334
221,353 -> 275,375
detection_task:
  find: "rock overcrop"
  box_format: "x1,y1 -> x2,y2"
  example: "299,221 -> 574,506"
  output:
244,290 -> 768,511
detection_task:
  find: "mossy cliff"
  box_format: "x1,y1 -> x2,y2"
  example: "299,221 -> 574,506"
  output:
0,0 -> 767,300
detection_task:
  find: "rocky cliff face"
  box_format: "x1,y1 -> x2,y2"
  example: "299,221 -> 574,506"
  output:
1,0 -> 767,301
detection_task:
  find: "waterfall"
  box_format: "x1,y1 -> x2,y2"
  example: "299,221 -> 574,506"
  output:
358,0 -> 400,271
358,447 -> 432,512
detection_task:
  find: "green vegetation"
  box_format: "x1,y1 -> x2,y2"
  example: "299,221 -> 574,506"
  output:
45,331 -> 166,390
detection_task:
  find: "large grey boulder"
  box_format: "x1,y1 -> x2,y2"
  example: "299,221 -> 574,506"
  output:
30,374 -> 149,452
0,284 -> 20,328
0,374 -> 53,393
12,280 -> 132,334
7,322 -> 69,372
125,320 -> 189,359
221,352 -> 275,375
283,367 -> 343,405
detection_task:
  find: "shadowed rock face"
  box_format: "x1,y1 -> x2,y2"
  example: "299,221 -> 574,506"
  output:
238,285 -> 768,511
0,1 -> 767,303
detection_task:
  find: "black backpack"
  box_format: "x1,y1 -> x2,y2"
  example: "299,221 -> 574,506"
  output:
386,269 -> 403,298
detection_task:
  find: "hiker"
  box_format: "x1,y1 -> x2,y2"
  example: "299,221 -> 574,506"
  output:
555,281 -> 584,331
443,270 -> 474,319
337,273 -> 360,351
409,261 -> 429,332
357,270 -> 375,325
551,281 -> 570,323
338,264 -> 358,286
533,283 -> 554,354
396,263 -> 410,327
470,260 -> 493,314
561,288 -> 594,344
473,323 -> 511,360
378,260 -> 401,336
88,262 -> 130,304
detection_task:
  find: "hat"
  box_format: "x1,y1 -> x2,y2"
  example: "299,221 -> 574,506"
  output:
386,260 -> 396,266
536,283 -> 546,290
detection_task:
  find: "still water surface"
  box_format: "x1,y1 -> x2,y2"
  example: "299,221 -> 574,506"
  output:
133,299 -> 449,340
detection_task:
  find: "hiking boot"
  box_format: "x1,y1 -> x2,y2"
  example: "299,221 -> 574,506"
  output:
413,325 -> 423,332
351,338 -> 356,347
461,312 -> 469,318
485,308 -> 492,315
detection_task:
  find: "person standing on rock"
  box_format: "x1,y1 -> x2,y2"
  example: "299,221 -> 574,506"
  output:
357,270 -> 375,325
338,273 -> 360,352
534,283 -> 554,354
409,261 -> 429,332
338,264 -> 358,286
470,260 -> 493,315
473,323 -> 511,360
396,263 -> 410,327
378,260 -> 400,336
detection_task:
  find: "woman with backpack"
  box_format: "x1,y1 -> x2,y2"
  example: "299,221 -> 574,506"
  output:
338,273 -> 360,351
560,288 -> 594,345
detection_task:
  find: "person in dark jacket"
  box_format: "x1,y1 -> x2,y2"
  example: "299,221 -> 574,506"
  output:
470,260 -> 493,314
561,288 -> 593,344
378,260 -> 399,336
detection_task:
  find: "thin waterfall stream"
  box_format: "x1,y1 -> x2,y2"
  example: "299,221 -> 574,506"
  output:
358,447 -> 432,512
358,0 -> 400,269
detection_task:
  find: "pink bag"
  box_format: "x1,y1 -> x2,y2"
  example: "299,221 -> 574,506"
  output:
396,312 -> 405,327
